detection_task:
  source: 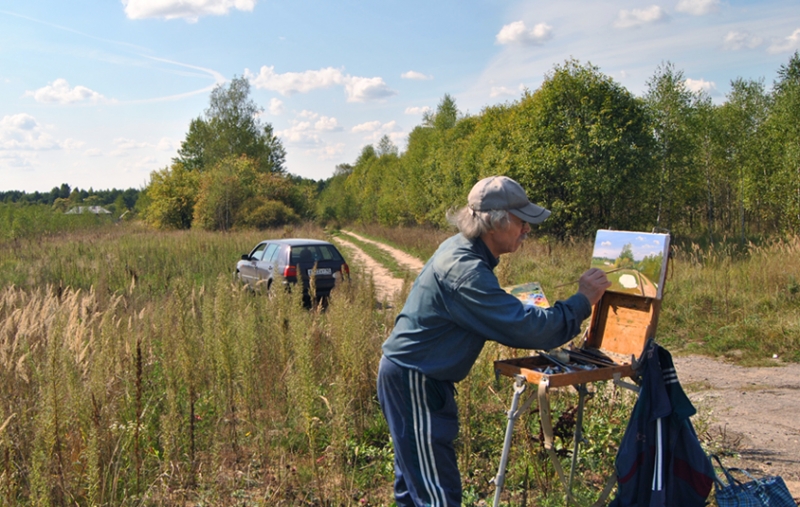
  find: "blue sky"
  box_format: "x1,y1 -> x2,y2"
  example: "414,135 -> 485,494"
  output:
1,0 -> 799,193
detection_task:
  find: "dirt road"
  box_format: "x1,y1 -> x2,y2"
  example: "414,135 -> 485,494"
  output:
331,230 -> 426,303
676,356 -> 800,496
337,231 -> 800,500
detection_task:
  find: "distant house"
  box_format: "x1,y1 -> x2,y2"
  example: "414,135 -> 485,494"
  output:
65,206 -> 112,215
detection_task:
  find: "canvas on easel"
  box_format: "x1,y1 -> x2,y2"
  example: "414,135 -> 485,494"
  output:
495,230 -> 670,386
591,230 -> 670,300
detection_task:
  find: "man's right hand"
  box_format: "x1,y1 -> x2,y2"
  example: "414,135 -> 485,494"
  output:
577,268 -> 612,306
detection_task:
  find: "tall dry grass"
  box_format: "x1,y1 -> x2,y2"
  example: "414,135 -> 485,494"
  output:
0,274 -> 398,505
660,236 -> 800,363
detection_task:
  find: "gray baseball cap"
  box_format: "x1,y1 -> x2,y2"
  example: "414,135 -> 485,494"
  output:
467,176 -> 551,224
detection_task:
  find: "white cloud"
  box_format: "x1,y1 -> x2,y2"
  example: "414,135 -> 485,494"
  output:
0,151 -> 35,168
308,143 -> 345,160
247,67 -> 342,95
601,241 -> 612,247
157,137 -> 178,151
351,120 -> 403,145
405,106 -> 432,115
614,6 -> 668,28
496,21 -> 553,45
675,0 -> 719,16
114,138 -> 149,150
61,139 -> 85,150
245,66 -> 396,102
314,116 -> 341,131
684,78 -> 716,93
122,0 -> 256,22
269,98 -> 284,115
342,76 -> 396,102
276,111 -> 342,145
768,28 -> 800,54
490,84 -> 525,98
401,70 -> 432,80
0,114 -> 60,150
351,121 -> 382,133
84,148 -> 102,157
24,78 -> 107,105
722,31 -> 764,50
278,121 -> 318,144
109,137 -> 173,156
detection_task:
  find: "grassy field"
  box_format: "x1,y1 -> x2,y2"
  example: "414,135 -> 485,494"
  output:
1,212 -> 799,506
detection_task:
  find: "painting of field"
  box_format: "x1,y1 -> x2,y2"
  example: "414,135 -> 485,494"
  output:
591,230 -> 670,299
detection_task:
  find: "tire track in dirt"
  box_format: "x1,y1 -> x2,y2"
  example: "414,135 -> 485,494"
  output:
340,230 -> 425,273
330,235 -> 406,303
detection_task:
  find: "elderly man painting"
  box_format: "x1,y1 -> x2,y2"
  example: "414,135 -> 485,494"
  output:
377,175 -> 611,507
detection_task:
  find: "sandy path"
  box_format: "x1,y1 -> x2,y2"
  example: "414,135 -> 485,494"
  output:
330,235 -> 405,303
340,230 -> 426,273
674,355 -> 800,496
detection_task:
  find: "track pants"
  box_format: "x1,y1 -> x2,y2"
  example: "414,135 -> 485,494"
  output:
377,355 -> 461,507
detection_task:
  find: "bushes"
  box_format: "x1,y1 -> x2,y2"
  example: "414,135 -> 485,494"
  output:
238,198 -> 299,229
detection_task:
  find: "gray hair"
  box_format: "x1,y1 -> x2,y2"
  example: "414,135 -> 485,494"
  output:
446,206 -> 511,239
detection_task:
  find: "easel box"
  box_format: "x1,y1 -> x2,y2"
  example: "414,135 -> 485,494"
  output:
494,291 -> 659,387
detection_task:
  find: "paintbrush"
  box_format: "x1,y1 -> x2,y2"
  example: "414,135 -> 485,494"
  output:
551,267 -> 624,289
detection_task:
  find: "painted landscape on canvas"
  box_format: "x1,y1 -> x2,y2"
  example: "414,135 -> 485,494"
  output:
591,230 -> 670,299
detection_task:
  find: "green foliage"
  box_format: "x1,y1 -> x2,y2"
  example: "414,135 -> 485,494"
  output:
614,243 -> 635,269
192,156 -> 252,231
175,76 -> 286,175
238,197 -> 300,229
0,202 -> 115,241
141,76 -> 299,231
142,162 -> 199,229
0,184 -> 140,211
512,59 -> 655,237
645,62 -> 702,233
765,51 -> 800,233
319,54 -> 799,242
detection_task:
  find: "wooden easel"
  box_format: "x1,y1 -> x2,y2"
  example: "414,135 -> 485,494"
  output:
491,291 -> 662,507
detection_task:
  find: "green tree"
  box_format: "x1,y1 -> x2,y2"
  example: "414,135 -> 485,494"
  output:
766,51 -> 800,232
143,163 -> 199,229
718,78 -> 770,241
615,243 -> 635,269
510,59 -> 655,237
692,94 -> 724,244
193,155 -> 300,231
175,76 -> 286,174
645,62 -> 701,233
376,135 -> 398,157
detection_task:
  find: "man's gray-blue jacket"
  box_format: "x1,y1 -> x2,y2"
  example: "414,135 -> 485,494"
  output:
382,233 -> 592,382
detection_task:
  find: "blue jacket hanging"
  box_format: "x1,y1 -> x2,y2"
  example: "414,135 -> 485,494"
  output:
610,343 -> 715,507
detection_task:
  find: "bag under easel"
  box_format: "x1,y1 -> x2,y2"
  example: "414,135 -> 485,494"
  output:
712,454 -> 796,507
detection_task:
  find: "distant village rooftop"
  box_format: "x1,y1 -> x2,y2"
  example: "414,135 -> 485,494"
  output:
65,206 -> 112,215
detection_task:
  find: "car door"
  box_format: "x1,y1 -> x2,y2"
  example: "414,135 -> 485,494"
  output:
254,243 -> 279,286
239,242 -> 267,285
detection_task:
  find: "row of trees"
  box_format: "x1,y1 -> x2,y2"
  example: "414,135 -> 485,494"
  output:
134,53 -> 798,240
318,54 -> 800,241
1,184 -> 139,213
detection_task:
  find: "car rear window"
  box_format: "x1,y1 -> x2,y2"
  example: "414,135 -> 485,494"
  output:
290,245 -> 343,264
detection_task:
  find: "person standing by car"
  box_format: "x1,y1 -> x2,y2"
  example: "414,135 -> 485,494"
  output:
377,175 -> 611,507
